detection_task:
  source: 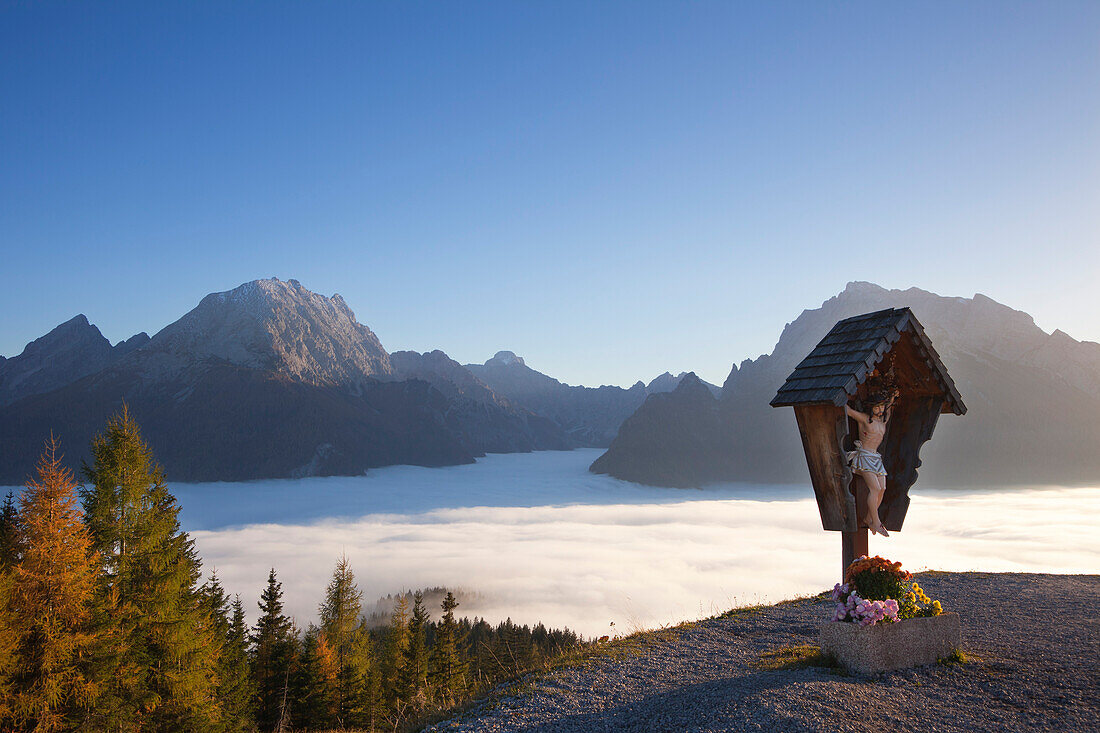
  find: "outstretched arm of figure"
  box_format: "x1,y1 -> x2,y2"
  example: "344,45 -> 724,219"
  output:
845,404 -> 869,425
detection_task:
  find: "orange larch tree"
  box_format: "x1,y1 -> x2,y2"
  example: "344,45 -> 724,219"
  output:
9,437 -> 99,731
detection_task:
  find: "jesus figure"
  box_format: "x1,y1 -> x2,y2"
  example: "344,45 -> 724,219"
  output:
844,389 -> 898,537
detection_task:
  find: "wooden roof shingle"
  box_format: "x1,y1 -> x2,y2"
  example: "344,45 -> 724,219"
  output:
770,308 -> 966,414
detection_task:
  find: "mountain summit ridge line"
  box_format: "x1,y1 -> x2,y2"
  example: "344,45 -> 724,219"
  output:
0,277 -> 709,483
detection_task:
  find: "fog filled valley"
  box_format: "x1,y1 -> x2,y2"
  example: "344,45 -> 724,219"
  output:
168,452 -> 1100,636
7,449 -> 1096,639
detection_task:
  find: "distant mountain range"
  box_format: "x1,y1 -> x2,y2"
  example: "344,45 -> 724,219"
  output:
5,278 -> 1096,488
0,278 -> 712,484
464,353 -> 719,447
591,281 -> 1100,488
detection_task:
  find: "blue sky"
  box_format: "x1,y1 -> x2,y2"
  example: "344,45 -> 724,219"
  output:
2,1 -> 1097,387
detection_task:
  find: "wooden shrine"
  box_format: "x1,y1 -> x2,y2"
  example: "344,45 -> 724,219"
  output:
770,308 -> 966,575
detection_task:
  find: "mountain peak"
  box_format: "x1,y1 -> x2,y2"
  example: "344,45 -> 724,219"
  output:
0,314 -> 119,405
488,351 -> 526,367
19,314 -> 105,358
842,281 -> 888,296
61,313 -> 91,328
147,278 -> 391,384
671,372 -> 715,401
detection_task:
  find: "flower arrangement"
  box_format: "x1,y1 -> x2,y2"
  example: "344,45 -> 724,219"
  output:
899,581 -> 943,619
830,556 -> 944,627
844,554 -> 910,601
830,583 -> 898,626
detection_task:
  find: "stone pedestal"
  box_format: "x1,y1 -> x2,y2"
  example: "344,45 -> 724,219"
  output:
819,613 -> 961,674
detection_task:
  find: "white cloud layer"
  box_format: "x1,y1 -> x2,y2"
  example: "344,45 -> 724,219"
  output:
192,481 -> 1100,637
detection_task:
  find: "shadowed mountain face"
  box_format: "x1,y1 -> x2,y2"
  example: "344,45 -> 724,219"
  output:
589,373 -> 732,487
0,277 -> 715,483
0,279 -> 467,483
0,315 -> 149,406
592,282 -> 1100,488
0,365 -> 471,483
646,371 -> 722,397
465,352 -> 649,447
389,350 -> 571,454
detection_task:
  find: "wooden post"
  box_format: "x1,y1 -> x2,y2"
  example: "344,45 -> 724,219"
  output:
840,470 -> 871,578
841,528 -> 868,580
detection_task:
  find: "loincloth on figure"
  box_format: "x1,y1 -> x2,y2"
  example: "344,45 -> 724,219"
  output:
846,440 -> 887,477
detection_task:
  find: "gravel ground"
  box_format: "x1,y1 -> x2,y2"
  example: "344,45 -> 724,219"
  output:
425,572 -> 1099,732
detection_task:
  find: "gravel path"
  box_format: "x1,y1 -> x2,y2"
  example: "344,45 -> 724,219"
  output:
425,573 -> 1099,732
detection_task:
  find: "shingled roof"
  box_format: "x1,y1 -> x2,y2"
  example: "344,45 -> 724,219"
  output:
770,307 -> 966,414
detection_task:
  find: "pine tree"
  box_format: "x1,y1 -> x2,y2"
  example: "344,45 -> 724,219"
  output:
251,568 -> 298,732
224,595 -> 255,729
429,591 -> 467,704
400,590 -> 429,710
293,627 -> 338,730
345,619 -> 381,730
8,438 -> 99,731
0,490 -> 19,727
382,595 -> 409,712
319,555 -> 362,663
0,489 -> 22,568
317,554 -> 368,725
0,569 -> 19,728
200,575 -> 254,732
80,407 -> 220,731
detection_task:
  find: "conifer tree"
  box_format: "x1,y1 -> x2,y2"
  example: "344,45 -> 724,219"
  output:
225,595 -> 255,728
293,627 -> 338,730
200,575 -> 254,732
0,490 -> 18,724
8,439 -> 99,731
319,555 -> 362,664
400,590 -> 430,709
80,407 -> 220,731
346,619 -> 381,730
251,569 -> 297,732
382,595 -> 409,712
0,569 -> 19,729
318,555 -> 368,725
429,591 -> 467,704
0,489 -> 22,568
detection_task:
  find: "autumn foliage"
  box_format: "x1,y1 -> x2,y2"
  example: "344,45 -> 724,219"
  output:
0,410 -> 585,732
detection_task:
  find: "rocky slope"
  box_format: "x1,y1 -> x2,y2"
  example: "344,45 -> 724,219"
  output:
389,350 -> 571,454
1,277 -> 711,483
647,371 -> 722,397
0,279 -> 466,483
465,352 -> 650,447
427,573 -> 1099,733
0,314 -> 148,406
590,374 -> 731,487
593,282 -> 1100,487
137,277 -> 392,386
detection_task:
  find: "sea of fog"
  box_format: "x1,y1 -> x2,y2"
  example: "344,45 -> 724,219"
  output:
7,449 -> 1099,637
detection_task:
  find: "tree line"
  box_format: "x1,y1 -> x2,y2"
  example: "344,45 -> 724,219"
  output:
0,408 -> 583,732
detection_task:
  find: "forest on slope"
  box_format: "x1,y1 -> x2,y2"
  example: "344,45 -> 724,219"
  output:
0,411 -> 585,732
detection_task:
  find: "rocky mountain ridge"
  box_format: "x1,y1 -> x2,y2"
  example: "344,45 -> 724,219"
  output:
592,281 -> 1100,487
465,352 -> 720,447
0,278 -> 683,483
0,315 -> 149,406
133,277 -> 393,387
